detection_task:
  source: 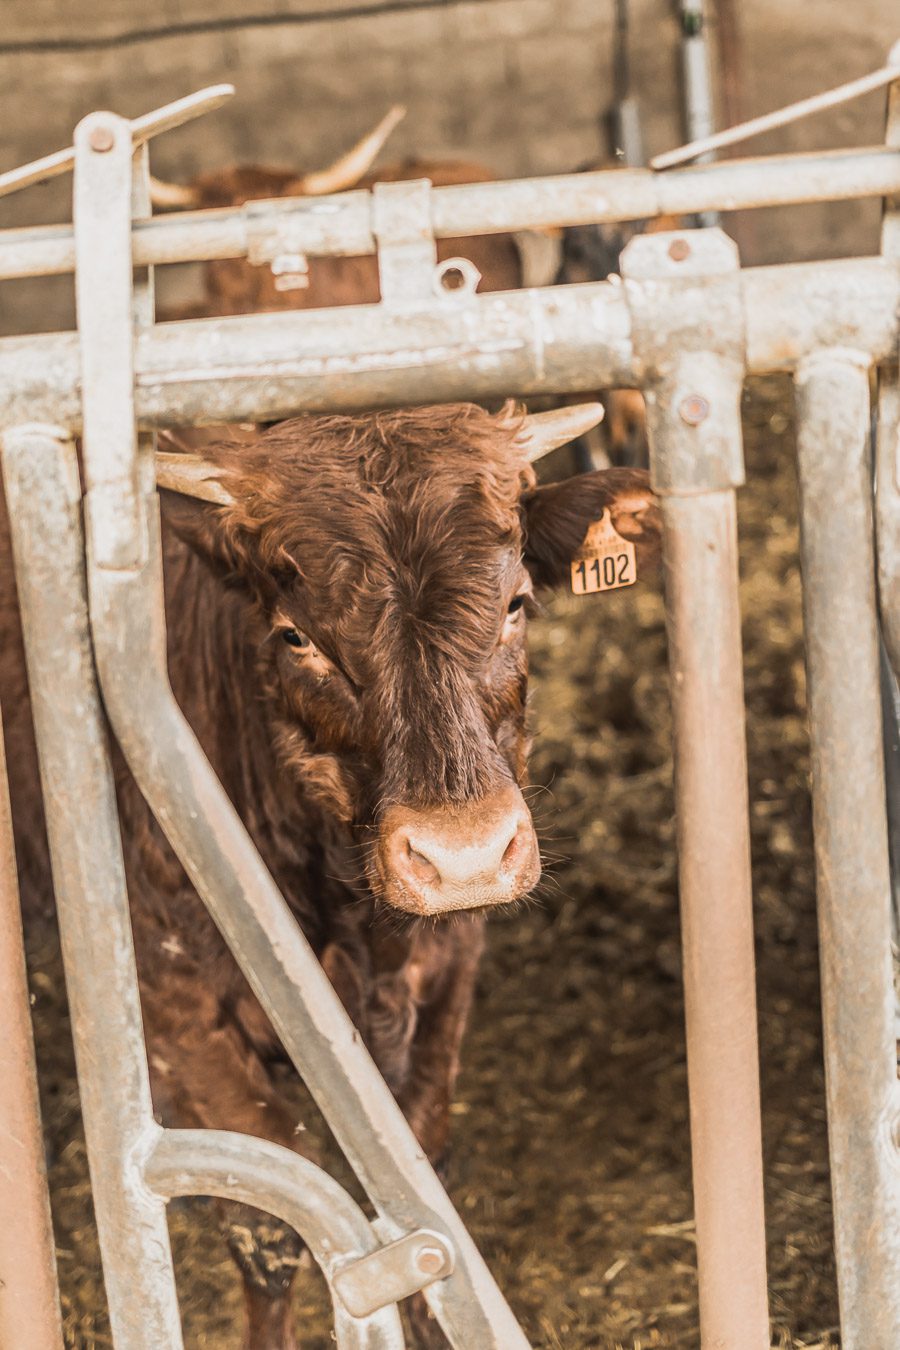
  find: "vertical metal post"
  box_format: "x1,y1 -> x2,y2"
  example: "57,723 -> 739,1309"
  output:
623,229 -> 769,1349
874,47 -> 900,1032
0,423 -> 184,1350
0,711 -> 64,1350
679,0 -> 719,227
796,353 -> 900,1350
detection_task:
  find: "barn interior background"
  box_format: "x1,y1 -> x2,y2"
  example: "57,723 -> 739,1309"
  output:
3,1 -> 896,1347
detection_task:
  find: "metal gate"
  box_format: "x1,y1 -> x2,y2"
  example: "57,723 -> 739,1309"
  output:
1,46 -> 900,1350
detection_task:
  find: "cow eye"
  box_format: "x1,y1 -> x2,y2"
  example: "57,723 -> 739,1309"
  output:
282,628 -> 311,651
507,595 -> 525,614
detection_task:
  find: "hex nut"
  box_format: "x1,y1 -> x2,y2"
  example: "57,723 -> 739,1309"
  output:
679,394 -> 710,426
415,1245 -> 447,1277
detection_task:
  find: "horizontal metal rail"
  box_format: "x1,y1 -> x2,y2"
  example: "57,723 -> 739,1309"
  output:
0,255 -> 897,430
1,145 -> 900,281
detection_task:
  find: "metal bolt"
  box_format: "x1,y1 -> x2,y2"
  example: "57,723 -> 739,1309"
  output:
679,394 -> 710,426
89,126 -> 115,153
415,1245 -> 446,1277
668,238 -> 691,262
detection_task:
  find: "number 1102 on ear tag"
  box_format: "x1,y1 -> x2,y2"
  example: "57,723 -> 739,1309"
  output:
570,510 -> 638,596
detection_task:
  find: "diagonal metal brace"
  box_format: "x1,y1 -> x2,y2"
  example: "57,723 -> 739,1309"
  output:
0,85 -> 234,199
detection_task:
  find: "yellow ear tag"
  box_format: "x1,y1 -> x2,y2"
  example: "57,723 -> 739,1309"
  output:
570,508 -> 637,596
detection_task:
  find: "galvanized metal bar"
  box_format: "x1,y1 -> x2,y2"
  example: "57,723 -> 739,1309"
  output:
0,84 -> 234,199
0,712 -> 64,1350
73,112 -> 144,569
795,352 -> 900,1350
0,422 -> 184,1350
623,230 -> 769,1349
876,51 -> 900,684
677,0 -> 719,228
1,256 -> 899,431
3,144 -> 900,281
146,1129 -> 406,1350
652,55 -> 900,169
874,48 -> 900,1041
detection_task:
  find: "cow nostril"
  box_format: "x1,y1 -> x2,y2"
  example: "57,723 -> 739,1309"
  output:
405,840 -> 441,887
501,822 -> 528,872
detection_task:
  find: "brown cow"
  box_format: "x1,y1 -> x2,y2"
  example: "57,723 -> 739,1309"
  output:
4,403 -> 660,1348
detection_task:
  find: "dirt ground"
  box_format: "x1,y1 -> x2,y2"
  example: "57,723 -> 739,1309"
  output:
29,376 -> 837,1349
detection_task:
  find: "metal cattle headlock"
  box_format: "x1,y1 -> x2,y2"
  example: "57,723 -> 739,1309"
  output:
1,47 -> 900,1350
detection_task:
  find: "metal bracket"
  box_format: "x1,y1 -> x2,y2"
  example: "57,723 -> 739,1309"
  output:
333,1228 -> 455,1319
621,227 -> 746,496
372,179 -> 437,307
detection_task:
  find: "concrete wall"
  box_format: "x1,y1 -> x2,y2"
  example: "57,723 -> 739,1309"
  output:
1,0 -> 897,335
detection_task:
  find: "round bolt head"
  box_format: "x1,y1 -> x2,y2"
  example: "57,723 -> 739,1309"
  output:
668,238 -> 691,262
89,125 -> 115,153
415,1245 -> 446,1277
679,394 -> 710,426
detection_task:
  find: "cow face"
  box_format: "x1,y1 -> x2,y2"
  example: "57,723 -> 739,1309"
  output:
160,404 -> 660,916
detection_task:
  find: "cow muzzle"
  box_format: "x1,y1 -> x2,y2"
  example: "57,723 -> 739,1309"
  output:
375,784 -> 540,915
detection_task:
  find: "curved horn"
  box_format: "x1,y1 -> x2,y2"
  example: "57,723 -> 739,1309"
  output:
155,452 -> 233,505
293,105 -> 406,196
516,403 -> 605,462
149,175 -> 202,209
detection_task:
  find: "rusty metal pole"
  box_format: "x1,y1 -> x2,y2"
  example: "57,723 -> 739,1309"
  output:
623,229 -> 770,1350
796,351 -> 900,1349
0,716 -> 64,1350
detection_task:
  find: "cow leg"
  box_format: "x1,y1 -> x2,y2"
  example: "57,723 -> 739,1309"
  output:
141,975 -> 308,1350
369,917 -> 486,1350
394,916 -> 485,1166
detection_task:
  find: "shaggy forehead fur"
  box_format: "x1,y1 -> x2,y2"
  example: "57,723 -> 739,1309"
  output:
220,405 -> 532,626
209,404 -> 535,806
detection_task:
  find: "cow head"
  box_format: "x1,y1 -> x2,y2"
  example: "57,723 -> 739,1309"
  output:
158,404 -> 661,916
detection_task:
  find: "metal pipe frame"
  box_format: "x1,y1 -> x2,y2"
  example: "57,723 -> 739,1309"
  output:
1,143 -> 900,283
3,65 -> 900,1350
795,352 -> 900,1349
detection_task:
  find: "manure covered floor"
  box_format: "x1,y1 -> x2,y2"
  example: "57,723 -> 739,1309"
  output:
32,377 -> 837,1349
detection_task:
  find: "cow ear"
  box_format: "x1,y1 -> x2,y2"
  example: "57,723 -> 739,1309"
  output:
521,468 -> 661,590
159,488 -> 251,581
156,433 -> 262,583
